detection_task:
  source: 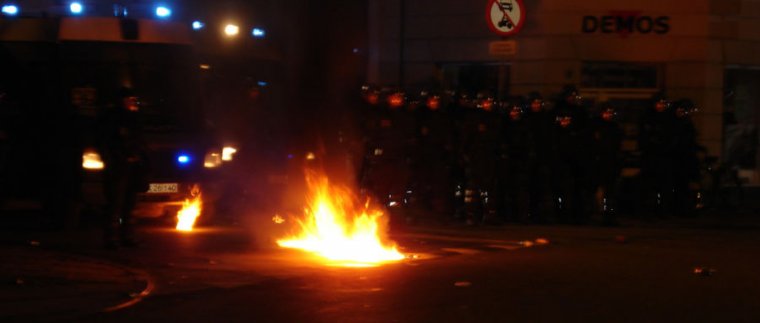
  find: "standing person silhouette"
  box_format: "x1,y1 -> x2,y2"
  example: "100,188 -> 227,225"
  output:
99,87 -> 149,249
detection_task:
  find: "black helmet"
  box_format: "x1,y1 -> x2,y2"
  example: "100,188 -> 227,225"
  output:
673,99 -> 697,117
555,109 -> 573,128
509,104 -> 526,121
560,85 -> 581,106
526,91 -> 545,112
600,105 -> 617,122
654,99 -> 671,113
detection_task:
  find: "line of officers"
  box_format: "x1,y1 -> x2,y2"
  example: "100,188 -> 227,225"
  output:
357,85 -> 701,226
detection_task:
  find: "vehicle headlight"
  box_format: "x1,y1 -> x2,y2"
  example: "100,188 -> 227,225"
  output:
222,146 -> 237,162
204,150 -> 222,168
82,149 -> 104,170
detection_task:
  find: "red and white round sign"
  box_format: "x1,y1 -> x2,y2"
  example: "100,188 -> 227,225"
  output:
486,0 -> 526,37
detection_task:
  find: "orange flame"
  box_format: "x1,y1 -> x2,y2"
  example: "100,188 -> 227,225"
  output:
277,170 -> 404,266
176,193 -> 202,232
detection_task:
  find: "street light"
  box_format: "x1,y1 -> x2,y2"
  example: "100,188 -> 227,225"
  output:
224,24 -> 239,37
192,20 -> 204,30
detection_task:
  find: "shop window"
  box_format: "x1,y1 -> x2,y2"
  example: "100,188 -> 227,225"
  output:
581,61 -> 660,89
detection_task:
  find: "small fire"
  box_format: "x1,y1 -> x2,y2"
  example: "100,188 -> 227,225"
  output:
277,170 -> 404,266
176,193 -> 202,232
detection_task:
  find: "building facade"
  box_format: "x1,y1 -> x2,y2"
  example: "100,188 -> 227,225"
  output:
369,0 -> 760,182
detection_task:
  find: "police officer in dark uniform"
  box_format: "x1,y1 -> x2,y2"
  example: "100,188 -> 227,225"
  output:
99,87 -> 149,249
407,91 -> 457,223
639,96 -> 676,217
358,88 -> 415,226
501,99 -> 532,223
525,92 -> 554,223
448,90 -> 469,222
591,104 -> 624,225
459,93 -> 499,225
671,99 -> 700,217
357,86 -> 383,194
551,86 -> 593,224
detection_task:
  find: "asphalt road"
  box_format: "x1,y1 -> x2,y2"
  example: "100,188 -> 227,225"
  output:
4,218 -> 760,323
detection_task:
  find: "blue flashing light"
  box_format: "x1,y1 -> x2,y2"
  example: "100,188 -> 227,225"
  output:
177,154 -> 191,164
69,2 -> 83,14
251,28 -> 266,38
155,6 -> 171,18
257,81 -> 268,87
192,20 -> 204,30
1,4 -> 19,15
113,4 -> 127,17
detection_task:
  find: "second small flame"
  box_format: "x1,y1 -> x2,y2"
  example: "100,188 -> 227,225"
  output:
176,192 -> 202,232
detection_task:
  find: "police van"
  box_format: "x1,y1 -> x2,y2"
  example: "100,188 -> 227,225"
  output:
0,3 -> 234,226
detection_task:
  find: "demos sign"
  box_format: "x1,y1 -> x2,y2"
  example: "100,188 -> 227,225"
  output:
486,0 -> 525,37
582,11 -> 670,36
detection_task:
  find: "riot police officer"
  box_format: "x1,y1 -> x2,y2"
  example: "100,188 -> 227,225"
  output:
639,95 -> 676,217
551,87 -> 593,224
459,92 -> 500,225
591,104 -> 624,225
501,99 -> 532,223
524,92 -> 554,223
407,90 -> 457,223
671,99 -> 700,217
448,90 -> 469,222
357,88 -> 413,224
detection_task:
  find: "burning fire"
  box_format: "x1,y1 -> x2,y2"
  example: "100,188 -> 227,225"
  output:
176,193 -> 202,232
277,170 -> 405,266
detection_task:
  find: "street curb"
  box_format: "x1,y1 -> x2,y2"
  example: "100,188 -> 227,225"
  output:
0,245 -> 156,319
101,263 -> 155,313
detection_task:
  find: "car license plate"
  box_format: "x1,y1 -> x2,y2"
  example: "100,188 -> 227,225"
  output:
147,183 -> 179,193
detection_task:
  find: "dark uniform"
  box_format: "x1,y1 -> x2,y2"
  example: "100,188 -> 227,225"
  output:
407,93 -> 457,222
459,97 -> 500,224
671,99 -> 700,217
99,89 -> 149,248
552,87 -> 593,224
501,101 -> 532,223
357,90 -> 413,224
639,98 -> 677,217
591,106 -> 624,225
448,92 -> 468,222
525,94 -> 554,223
